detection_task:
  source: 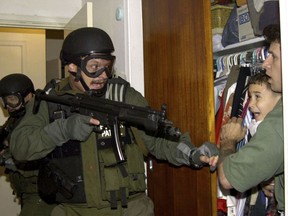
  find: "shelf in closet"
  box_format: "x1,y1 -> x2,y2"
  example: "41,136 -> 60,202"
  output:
213,36 -> 265,58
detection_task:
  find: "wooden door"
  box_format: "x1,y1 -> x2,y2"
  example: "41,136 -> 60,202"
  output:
142,0 -> 216,215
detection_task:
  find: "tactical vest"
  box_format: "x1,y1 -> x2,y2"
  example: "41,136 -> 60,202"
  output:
38,76 -> 147,209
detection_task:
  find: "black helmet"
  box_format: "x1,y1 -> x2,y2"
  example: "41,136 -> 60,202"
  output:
0,73 -> 34,117
60,27 -> 115,68
0,73 -> 34,98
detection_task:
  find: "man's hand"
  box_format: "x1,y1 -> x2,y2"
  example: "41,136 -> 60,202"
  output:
217,117 -> 247,189
261,178 -> 275,198
219,117 -> 247,156
220,117 -> 247,143
44,114 -> 100,145
200,155 -> 218,170
190,142 -> 219,171
89,118 -> 100,125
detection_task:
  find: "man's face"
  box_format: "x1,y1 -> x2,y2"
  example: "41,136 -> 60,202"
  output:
71,58 -> 112,92
263,42 -> 282,93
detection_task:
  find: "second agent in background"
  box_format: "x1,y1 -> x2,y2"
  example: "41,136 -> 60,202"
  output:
10,27 -> 219,215
218,24 -> 284,215
0,73 -> 56,216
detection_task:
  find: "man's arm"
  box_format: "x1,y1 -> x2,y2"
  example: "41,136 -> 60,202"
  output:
124,87 -> 219,169
10,99 -> 55,161
218,117 -> 247,189
218,140 -> 236,189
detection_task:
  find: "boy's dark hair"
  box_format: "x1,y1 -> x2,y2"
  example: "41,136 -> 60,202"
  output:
247,73 -> 271,89
263,24 -> 281,44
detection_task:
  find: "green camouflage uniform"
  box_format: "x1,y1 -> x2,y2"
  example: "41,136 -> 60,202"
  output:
10,77 -> 196,216
1,118 -> 56,216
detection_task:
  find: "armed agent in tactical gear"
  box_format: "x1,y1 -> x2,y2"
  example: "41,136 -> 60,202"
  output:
0,73 -> 34,168
0,73 -> 34,118
10,27 -> 219,216
0,73 -> 56,216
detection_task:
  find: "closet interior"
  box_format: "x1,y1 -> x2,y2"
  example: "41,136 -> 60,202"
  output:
212,0 -> 280,215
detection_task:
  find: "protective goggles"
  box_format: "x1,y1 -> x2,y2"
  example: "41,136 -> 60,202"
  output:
0,93 -> 23,109
80,54 -> 114,78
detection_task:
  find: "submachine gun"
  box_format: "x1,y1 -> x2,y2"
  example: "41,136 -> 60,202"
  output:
33,89 -> 181,163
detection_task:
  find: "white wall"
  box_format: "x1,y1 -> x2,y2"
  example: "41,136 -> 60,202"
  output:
0,0 -> 81,17
0,0 -> 83,29
81,0 -> 144,94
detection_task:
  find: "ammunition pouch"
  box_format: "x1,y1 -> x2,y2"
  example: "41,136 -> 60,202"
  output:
98,141 -> 146,209
9,172 -> 38,197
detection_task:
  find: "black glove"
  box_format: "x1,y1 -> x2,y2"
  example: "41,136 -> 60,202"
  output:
189,142 -> 219,171
44,114 -> 94,145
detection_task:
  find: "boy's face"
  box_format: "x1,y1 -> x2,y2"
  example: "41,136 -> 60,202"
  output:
248,83 -> 281,122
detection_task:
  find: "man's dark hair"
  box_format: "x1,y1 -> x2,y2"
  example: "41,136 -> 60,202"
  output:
263,24 -> 281,44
